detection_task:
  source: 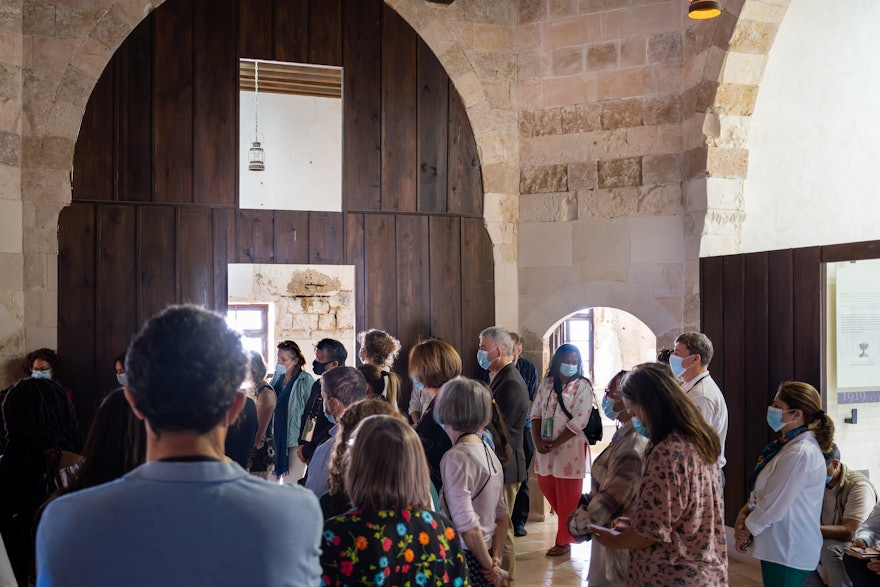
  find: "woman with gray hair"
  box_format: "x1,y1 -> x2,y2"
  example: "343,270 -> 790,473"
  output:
246,350 -> 276,478
436,377 -> 509,587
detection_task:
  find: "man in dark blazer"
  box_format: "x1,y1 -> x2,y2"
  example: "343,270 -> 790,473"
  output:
478,326 -> 529,583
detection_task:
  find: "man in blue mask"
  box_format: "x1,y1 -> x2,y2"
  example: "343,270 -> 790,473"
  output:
670,332 -> 729,471
478,326 -> 529,583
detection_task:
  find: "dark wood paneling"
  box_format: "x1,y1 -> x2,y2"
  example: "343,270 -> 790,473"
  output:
767,250 -> 794,390
212,208 -> 232,312
275,0 -> 308,63
822,240 -> 880,263
720,255 -> 745,521
153,0 -> 194,203
308,212 -> 344,265
448,86 -> 482,216
380,6 -> 418,211
345,213 -> 366,334
417,43 -> 449,213
116,19 -> 152,202
239,0 -> 274,60
341,0 -> 381,212
309,0 -> 342,66
429,216 -> 462,352
96,205 -> 137,374
461,218 -> 494,378
58,205 -> 97,425
194,0 -> 237,206
700,256 -> 724,387
73,64 -> 114,200
793,247 -> 822,386
364,214 -> 397,330
138,206 -> 177,328
395,214 -> 431,345
274,210 -> 310,264
236,209 -> 275,263
179,207 -> 215,306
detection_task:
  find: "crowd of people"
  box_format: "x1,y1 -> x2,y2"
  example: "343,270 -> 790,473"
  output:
1,305 -> 878,587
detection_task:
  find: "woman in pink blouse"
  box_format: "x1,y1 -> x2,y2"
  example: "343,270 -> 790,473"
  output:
592,363 -> 728,586
530,343 -> 594,557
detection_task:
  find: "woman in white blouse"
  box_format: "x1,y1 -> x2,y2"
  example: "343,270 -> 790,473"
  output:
530,343 -> 594,557
734,381 -> 835,586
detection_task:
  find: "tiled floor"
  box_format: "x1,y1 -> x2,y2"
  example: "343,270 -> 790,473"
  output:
513,512 -> 764,586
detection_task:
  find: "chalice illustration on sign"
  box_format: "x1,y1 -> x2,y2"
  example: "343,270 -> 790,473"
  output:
859,343 -> 869,358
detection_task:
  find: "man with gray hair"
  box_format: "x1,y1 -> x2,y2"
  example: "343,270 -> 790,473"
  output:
669,331 -> 729,469
478,326 -> 529,582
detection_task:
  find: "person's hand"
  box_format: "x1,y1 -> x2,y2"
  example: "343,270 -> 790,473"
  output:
851,538 -> 867,549
866,560 -> 880,575
535,441 -> 551,454
481,562 -> 508,586
296,446 -> 306,463
542,440 -> 555,452
611,517 -> 631,533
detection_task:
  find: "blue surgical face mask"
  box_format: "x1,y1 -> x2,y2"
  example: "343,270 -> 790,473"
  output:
559,363 -> 578,378
412,376 -> 424,392
32,370 -> 52,380
668,354 -> 687,378
274,363 -> 287,376
116,373 -> 127,386
477,350 -> 492,370
825,474 -> 833,484
601,396 -> 620,420
631,416 -> 649,438
766,406 -> 792,432
324,401 -> 336,425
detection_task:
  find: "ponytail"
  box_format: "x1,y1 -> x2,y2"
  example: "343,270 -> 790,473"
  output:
810,411 -> 835,453
777,381 -> 835,453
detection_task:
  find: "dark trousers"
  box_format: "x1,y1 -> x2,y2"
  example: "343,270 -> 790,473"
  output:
511,426 -> 534,528
843,553 -> 880,586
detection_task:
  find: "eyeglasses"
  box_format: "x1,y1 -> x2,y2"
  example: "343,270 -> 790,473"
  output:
278,340 -> 298,350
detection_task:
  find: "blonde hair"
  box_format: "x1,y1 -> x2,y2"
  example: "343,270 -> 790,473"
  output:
777,381 -> 834,452
357,363 -> 400,408
344,415 -> 431,511
358,329 -> 401,368
408,339 -> 461,390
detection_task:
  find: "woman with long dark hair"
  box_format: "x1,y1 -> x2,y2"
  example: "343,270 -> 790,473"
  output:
530,343 -> 595,556
592,363 -> 727,585
733,381 -> 834,586
0,378 -> 84,585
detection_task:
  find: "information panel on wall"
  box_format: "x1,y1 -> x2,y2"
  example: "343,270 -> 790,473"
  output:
834,258 -> 880,402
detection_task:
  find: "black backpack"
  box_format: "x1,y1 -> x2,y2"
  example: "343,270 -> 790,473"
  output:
554,380 -> 602,445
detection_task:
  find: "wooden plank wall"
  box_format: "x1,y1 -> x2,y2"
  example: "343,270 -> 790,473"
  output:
701,244 -> 835,526
62,0 -> 493,424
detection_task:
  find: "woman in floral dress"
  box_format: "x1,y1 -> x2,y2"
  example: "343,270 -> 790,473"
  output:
592,363 -> 728,586
320,415 -> 469,586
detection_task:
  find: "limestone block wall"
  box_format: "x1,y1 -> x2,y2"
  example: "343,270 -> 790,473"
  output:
228,264 -> 356,375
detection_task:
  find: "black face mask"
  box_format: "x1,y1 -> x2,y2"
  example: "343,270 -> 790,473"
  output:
313,359 -> 331,376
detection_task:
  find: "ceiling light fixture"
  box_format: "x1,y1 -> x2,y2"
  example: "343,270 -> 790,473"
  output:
688,0 -> 721,20
248,61 -> 265,172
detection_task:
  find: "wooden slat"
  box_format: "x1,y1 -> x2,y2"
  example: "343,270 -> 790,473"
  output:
97,205 -> 138,385
429,216 -> 462,351
194,0 -> 237,206
767,250 -> 794,394
236,209 -> 275,263
448,85 -> 482,215
58,204 -> 97,426
179,207 -> 215,307
345,213 -> 366,334
793,247 -> 822,387
153,0 -> 193,203
72,64 -> 114,201
821,240 -> 880,263
239,0 -> 274,60
396,214 -> 431,343
309,0 -> 343,66
461,218 -> 494,378
115,19 -> 152,202
700,256 -> 724,385
380,6 -> 418,211
138,206 -> 177,326
212,208 -> 231,312
720,254 -> 745,526
274,0 -> 308,63
308,212 -> 344,264
341,0 -> 381,211
364,214 -> 397,330
274,210 -> 310,264
417,42 -> 449,213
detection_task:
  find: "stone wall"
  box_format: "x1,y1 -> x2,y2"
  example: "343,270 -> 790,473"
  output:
592,306 -> 656,389
229,264 -> 356,374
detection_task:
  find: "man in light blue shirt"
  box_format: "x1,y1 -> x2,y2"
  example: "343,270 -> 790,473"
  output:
37,305 -> 322,587
304,366 -> 367,497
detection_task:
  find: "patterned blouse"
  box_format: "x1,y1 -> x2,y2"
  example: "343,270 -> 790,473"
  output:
530,376 -> 593,478
629,431 -> 728,586
320,507 -> 469,587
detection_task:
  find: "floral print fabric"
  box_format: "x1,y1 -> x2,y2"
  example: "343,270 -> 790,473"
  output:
629,431 -> 728,586
530,377 -> 593,478
321,507 -> 469,587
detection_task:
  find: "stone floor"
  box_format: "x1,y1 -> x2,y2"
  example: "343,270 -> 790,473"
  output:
513,513 -> 764,586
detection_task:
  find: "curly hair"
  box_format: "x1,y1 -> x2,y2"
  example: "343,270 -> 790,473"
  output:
620,362 -> 721,464
125,305 -> 247,435
327,400 -> 404,503
24,347 -> 61,378
358,329 -> 401,368
777,381 -> 834,453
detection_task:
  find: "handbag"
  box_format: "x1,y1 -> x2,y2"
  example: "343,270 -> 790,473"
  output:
554,380 -> 602,445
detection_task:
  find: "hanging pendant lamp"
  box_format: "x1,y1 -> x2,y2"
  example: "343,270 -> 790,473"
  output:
688,0 -> 721,19
248,61 -> 265,171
